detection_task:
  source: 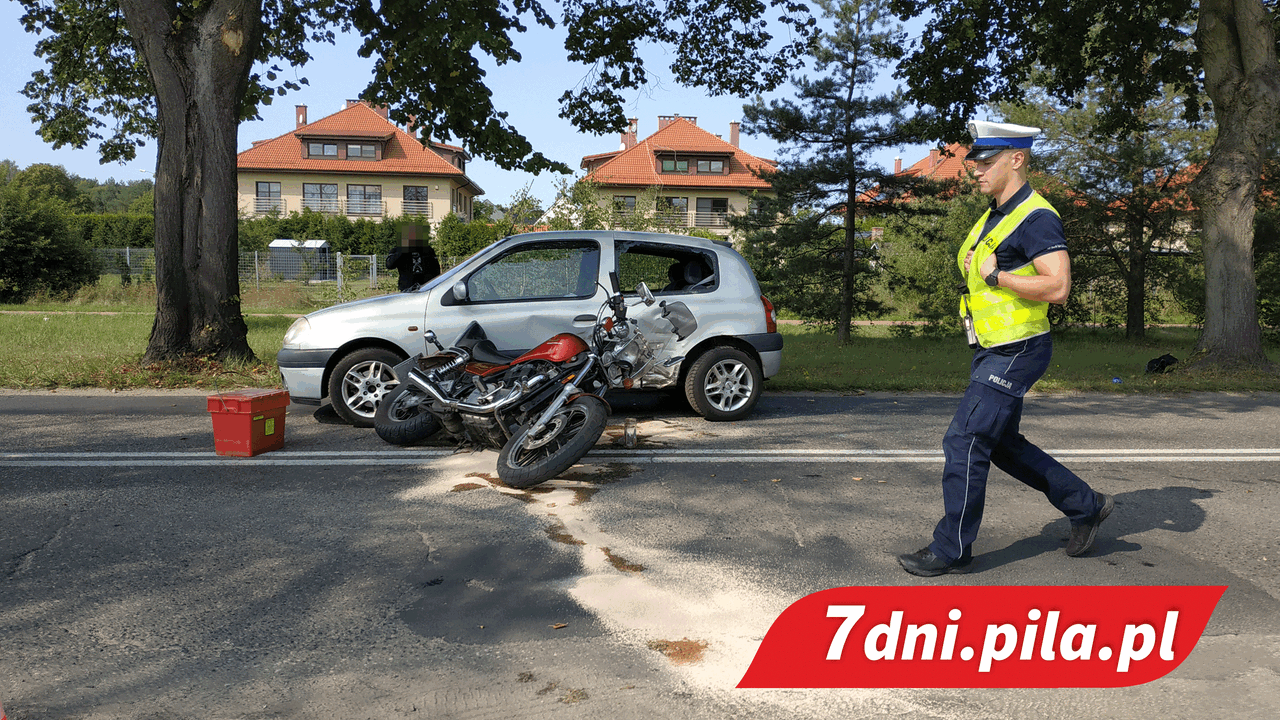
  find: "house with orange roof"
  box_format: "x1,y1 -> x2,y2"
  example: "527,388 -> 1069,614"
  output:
237,101 -> 483,224
577,115 -> 776,236
893,142 -> 972,183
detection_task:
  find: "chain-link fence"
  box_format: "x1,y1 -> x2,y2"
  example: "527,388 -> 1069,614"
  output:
91,248 -> 402,304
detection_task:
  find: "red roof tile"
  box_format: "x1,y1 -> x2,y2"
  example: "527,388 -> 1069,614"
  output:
899,143 -> 971,181
582,117 -> 774,190
238,102 -> 471,182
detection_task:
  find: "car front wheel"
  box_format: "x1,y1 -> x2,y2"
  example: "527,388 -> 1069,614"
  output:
684,346 -> 762,421
328,347 -> 402,427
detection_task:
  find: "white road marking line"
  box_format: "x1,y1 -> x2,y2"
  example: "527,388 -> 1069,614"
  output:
2,448 -> 1280,466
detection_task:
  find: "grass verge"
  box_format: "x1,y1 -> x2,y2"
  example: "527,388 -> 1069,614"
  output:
1,305 -> 1277,393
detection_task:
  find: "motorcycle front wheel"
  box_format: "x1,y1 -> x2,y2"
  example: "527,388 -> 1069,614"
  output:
496,395 -> 608,489
374,382 -> 442,446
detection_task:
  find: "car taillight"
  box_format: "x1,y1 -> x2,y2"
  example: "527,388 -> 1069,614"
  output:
761,295 -> 777,334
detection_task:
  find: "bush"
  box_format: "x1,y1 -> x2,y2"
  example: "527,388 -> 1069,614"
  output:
0,184 -> 100,302
67,213 -> 155,247
237,209 -> 410,255
434,212 -> 511,263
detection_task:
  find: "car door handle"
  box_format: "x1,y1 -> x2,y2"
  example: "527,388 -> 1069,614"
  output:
574,314 -> 595,322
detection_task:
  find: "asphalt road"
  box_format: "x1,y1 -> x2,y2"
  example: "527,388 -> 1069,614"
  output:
1,389 -> 1278,719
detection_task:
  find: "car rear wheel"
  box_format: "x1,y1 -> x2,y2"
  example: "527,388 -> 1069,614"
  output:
328,347 -> 402,427
684,346 -> 762,421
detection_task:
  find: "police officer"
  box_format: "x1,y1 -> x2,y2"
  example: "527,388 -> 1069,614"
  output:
898,120 -> 1114,577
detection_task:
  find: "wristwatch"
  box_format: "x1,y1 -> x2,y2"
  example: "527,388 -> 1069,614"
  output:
984,268 -> 1001,287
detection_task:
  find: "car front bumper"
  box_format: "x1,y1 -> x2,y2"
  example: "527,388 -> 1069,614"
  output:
277,348 -> 336,404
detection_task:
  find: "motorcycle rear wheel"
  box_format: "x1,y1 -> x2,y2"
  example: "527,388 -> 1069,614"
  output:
374,383 -> 442,446
496,395 -> 608,489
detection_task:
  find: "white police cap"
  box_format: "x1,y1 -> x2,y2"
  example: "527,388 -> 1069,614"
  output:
965,120 -> 1041,160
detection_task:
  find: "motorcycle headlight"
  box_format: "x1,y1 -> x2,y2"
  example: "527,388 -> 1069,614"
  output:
282,317 -> 312,347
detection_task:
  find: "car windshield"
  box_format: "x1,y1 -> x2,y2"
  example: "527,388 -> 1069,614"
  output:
403,236 -> 507,293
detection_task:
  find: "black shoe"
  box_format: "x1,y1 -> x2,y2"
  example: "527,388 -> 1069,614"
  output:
897,547 -> 972,577
1066,493 -> 1114,557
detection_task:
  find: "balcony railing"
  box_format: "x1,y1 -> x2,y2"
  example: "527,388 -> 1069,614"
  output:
402,199 -> 433,218
654,210 -> 688,227
254,198 -> 284,215
346,199 -> 386,216
694,210 -> 729,227
302,198 -> 342,214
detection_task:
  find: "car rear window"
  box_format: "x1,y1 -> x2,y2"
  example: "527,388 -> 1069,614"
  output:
616,242 -> 718,295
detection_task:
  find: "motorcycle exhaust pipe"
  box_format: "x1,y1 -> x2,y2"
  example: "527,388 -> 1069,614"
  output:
407,368 -> 551,414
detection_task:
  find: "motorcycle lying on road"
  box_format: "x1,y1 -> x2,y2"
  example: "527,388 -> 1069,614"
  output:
374,274 -> 698,488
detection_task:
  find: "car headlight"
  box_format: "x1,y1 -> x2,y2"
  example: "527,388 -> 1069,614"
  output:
282,317 -> 312,347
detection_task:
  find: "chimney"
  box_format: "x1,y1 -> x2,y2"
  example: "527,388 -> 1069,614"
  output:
929,148 -> 940,166
729,121 -> 740,148
658,114 -> 677,130
404,115 -> 417,139
295,105 -> 307,129
894,156 -> 902,174
375,105 -> 389,119
621,117 -> 638,150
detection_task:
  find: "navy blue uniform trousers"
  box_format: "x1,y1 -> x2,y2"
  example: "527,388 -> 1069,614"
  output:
930,334 -> 1101,563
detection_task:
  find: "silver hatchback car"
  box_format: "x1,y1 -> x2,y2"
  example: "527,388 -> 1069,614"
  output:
277,230 -> 783,426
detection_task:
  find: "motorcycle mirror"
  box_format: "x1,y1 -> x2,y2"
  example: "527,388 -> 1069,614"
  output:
636,282 -> 655,306
452,280 -> 468,302
609,271 -> 621,294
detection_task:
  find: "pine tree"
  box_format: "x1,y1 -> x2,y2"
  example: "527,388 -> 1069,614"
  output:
739,0 -> 939,342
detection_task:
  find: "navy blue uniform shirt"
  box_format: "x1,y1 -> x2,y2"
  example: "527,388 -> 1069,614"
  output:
974,182 -> 1067,271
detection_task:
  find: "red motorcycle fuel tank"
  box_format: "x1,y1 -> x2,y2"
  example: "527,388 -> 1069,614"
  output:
512,333 -> 589,365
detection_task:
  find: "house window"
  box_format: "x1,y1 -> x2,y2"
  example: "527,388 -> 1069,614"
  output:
308,142 -> 338,157
254,182 -> 282,214
697,159 -> 725,174
612,196 -> 637,215
403,186 -> 431,218
347,184 -> 382,215
695,197 -> 729,226
656,196 -> 688,226
660,159 -> 688,173
347,143 -> 377,159
302,183 -> 338,213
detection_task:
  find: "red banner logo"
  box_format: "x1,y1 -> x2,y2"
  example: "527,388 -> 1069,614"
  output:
738,586 -> 1225,688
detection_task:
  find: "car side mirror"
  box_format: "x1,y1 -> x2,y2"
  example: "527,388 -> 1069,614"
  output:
452,280 -> 468,302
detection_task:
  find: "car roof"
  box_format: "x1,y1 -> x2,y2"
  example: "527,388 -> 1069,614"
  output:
500,230 -> 733,251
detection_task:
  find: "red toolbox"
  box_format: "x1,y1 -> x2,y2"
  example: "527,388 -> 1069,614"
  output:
207,389 -> 290,457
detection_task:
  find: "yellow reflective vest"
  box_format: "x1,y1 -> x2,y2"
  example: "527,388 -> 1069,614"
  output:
957,192 -> 1058,348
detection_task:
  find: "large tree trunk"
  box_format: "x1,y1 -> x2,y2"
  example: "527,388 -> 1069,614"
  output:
1189,0 -> 1280,369
838,177 -> 856,345
1124,219 -> 1146,339
119,0 -> 262,363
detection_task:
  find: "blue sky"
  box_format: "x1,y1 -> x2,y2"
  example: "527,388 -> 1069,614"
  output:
2,4 -> 934,207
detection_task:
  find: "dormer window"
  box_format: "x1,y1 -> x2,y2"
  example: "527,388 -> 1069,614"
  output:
697,159 -> 724,174
347,143 -> 377,159
308,142 -> 338,157
661,159 -> 688,173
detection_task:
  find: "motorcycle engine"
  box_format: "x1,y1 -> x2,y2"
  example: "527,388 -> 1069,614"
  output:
601,322 -> 656,387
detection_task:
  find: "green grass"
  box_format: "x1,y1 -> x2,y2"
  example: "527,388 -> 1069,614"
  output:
769,324 -> 1280,393
0,311 -> 289,390
2,291 -> 1278,392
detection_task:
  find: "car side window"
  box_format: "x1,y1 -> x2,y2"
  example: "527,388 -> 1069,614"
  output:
467,241 -> 600,302
616,242 -> 718,295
